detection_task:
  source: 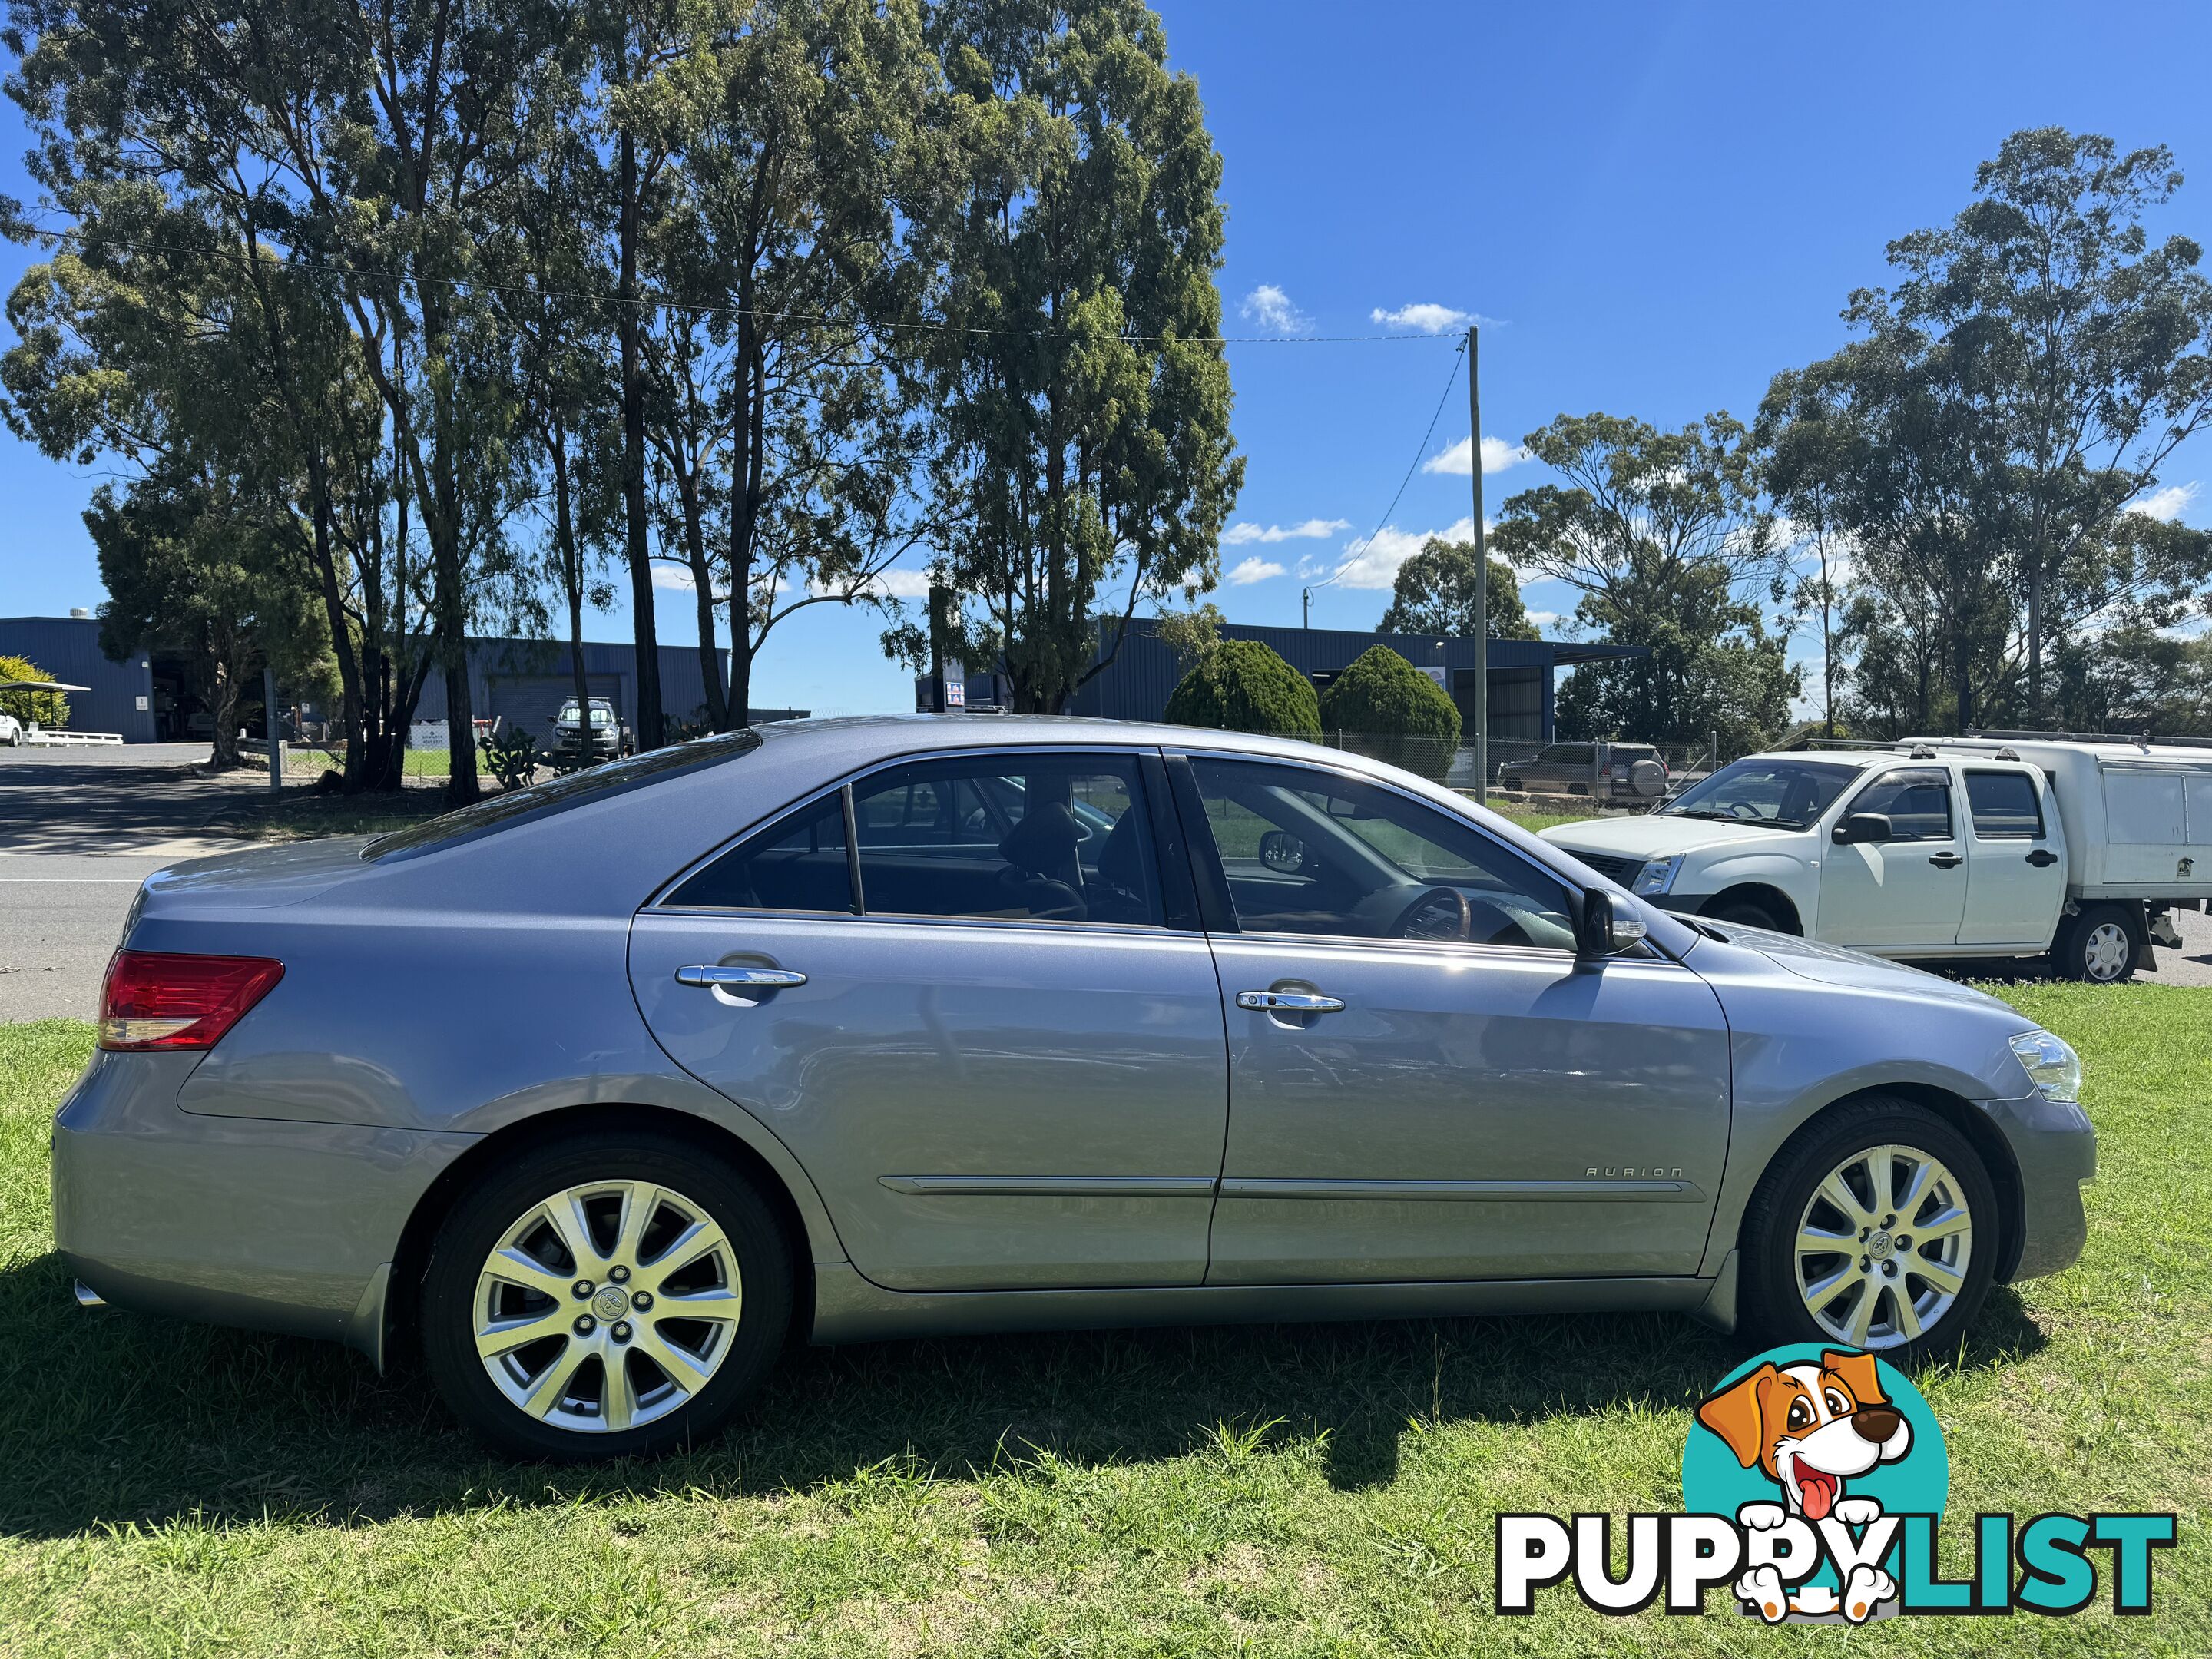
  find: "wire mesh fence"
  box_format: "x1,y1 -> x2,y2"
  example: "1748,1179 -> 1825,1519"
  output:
1316,733 -> 1722,806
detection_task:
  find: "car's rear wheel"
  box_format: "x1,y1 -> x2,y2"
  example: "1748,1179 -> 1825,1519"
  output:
1739,1097 -> 1997,1363
2054,903 -> 2139,983
421,1131 -> 792,1460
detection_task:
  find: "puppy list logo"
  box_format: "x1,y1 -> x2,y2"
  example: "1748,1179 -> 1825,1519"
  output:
1496,1343 -> 2175,1622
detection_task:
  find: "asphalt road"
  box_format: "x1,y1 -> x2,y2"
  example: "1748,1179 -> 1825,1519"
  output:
4,744 -> 2210,1025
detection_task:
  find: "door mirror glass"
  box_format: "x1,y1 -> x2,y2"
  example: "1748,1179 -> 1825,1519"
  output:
1833,811 -> 1896,846
1257,830 -> 1306,873
1577,887 -> 1648,956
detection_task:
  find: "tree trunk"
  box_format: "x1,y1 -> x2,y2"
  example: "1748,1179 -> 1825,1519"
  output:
680,471 -> 727,732
619,126 -> 664,753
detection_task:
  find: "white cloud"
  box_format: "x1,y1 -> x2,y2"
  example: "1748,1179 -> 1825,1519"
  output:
1421,435 -> 1532,477
1221,516 -> 1351,545
651,563 -> 697,591
1240,283 -> 1309,334
1331,516 -> 1478,589
806,566 -> 935,601
1226,556 -> 1286,585
2129,481 -> 2200,522
1526,611 -> 1561,630
1370,303 -> 1485,334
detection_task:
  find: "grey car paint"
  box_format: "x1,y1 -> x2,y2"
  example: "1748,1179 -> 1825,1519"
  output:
50,715 -> 2094,1369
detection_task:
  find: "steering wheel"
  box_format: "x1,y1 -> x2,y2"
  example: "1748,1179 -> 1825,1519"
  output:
1726,801 -> 1763,819
1392,886 -> 1472,942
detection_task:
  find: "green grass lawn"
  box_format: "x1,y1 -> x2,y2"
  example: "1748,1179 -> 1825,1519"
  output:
2,988 -> 2207,1654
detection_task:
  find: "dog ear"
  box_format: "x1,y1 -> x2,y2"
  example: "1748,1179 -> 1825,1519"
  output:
1695,1364 -> 1777,1468
1821,1349 -> 1887,1407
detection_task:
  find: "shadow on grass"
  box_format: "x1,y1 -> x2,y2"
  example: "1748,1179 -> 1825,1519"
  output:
0,1247 -> 2046,1538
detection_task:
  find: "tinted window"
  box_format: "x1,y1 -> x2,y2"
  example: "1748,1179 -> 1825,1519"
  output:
853,755 -> 1162,926
1849,767 -> 1954,841
1535,744 -> 1594,763
1188,758 -> 1575,950
363,728 -> 762,861
665,795 -> 853,912
1661,757 -> 1859,827
1966,771 -> 2044,839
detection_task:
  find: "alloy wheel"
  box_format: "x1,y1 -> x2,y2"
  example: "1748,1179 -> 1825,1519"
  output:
1793,1144 -> 1973,1349
472,1180 -> 742,1433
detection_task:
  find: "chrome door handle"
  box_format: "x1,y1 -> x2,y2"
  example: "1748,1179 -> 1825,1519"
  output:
1236,990 -> 1346,1013
675,965 -> 808,990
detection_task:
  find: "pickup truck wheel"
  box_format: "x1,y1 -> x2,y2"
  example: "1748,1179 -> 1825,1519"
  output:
1706,896 -> 1782,932
1740,1096 -> 1997,1363
2055,904 -> 2138,984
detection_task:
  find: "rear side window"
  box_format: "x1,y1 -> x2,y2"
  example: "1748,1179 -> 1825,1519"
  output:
1849,767 -> 1954,842
664,795 -> 853,912
851,755 -> 1163,926
1965,772 -> 2044,839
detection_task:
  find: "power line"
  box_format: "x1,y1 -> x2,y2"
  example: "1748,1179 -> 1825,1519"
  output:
16,221 -> 1463,348
1304,333 -> 1466,620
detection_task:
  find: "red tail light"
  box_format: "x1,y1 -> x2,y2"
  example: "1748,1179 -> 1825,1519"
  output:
98,951 -> 285,1051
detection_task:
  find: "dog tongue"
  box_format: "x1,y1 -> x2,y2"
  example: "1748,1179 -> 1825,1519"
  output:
1799,1471 -> 1838,1521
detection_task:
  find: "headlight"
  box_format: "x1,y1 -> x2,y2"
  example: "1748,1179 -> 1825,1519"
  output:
2010,1030 -> 2081,1102
1633,856 -> 1682,896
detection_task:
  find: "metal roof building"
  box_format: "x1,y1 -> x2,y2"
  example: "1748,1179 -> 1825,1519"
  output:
1060,617 -> 1649,740
0,615 -> 157,741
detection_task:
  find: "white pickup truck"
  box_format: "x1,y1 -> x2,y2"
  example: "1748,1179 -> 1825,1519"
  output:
1540,734 -> 2212,982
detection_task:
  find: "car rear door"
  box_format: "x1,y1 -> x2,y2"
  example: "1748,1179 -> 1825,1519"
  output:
1959,767 -> 2066,948
1173,752 -> 1731,1284
1818,765 -> 1968,949
628,747 -> 1230,1292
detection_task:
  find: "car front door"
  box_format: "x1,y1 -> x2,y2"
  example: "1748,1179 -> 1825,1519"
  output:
1817,765 -> 1967,949
1959,767 -> 2067,948
1174,753 -> 1731,1284
628,747 -> 1229,1292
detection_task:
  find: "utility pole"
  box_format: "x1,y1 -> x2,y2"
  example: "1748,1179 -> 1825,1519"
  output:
1466,324 -> 1488,803
1302,586 -> 1311,629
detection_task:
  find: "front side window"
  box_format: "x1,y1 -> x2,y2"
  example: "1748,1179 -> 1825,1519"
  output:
1187,757 -> 1575,950
1848,767 -> 1955,842
852,755 -> 1163,926
1965,771 -> 2045,839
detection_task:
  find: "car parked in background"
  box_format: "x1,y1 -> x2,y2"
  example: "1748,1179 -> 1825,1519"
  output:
55,717 -> 2092,1460
551,697 -> 631,767
1497,740 -> 1669,801
1539,736 -> 2212,982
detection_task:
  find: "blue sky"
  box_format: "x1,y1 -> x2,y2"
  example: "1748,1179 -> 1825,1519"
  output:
5,0 -> 2210,715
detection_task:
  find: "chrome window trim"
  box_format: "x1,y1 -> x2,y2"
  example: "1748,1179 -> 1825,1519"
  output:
646,742 -> 1177,930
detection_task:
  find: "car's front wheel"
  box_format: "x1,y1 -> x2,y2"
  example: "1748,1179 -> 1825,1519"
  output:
421,1130 -> 793,1460
1739,1097 -> 1997,1363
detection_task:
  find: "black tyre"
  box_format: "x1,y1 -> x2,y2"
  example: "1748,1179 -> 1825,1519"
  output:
421,1129 -> 793,1461
1706,895 -> 1783,932
2053,902 -> 2139,984
1739,1096 -> 1998,1363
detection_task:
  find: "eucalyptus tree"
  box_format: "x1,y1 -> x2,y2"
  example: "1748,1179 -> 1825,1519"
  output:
1489,412 -> 1791,743
914,0 -> 1242,714
1835,127 -> 2212,720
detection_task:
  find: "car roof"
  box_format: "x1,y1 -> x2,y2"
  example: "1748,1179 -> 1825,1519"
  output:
747,712 -> 1389,767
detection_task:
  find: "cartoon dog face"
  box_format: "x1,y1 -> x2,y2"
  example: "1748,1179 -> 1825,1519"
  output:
1695,1349 -> 1911,1521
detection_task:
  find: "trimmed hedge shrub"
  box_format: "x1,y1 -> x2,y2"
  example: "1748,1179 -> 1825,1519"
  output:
1318,644 -> 1462,778
1163,639 -> 1320,737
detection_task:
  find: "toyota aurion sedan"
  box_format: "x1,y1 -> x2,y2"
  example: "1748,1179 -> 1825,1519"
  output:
54,717 -> 2094,1459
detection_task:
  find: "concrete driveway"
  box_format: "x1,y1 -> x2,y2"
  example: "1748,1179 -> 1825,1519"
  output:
1,745 -> 267,1020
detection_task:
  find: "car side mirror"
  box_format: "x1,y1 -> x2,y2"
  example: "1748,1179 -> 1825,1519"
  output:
1577,887 -> 1648,958
1258,830 -> 1306,873
1833,812 -> 1894,846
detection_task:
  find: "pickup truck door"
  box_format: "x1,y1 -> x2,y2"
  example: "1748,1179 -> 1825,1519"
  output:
1959,767 -> 2067,948
1818,765 -> 1967,949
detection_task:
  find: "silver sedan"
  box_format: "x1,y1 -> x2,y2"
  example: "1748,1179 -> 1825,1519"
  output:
53,717 -> 2094,1459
